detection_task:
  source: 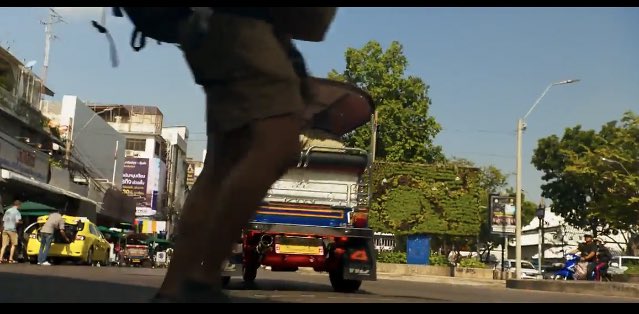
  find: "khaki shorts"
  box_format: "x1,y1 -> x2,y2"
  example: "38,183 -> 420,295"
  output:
2,231 -> 18,246
179,13 -> 307,133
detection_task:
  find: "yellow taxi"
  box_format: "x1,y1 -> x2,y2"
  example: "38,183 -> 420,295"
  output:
26,215 -> 111,265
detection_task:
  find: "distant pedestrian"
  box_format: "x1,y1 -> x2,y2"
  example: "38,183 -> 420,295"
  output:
1,200 -> 22,263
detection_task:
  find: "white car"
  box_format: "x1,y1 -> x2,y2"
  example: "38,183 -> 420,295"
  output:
497,260 -> 543,279
607,256 -> 639,275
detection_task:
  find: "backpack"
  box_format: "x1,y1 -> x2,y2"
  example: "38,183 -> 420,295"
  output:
102,7 -> 337,50
91,7 -> 193,67
113,7 -> 193,52
91,7 -> 336,67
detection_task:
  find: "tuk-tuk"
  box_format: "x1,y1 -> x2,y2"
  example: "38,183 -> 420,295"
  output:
120,233 -> 153,267
146,237 -> 174,268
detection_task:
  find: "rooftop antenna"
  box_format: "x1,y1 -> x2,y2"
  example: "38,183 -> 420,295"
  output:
39,7 -> 66,111
1,39 -> 15,51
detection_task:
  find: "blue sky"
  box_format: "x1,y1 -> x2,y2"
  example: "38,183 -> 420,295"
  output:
1,7 -> 638,203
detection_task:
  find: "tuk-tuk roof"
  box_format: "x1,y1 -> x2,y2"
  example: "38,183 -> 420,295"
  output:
146,237 -> 172,245
97,226 -> 125,238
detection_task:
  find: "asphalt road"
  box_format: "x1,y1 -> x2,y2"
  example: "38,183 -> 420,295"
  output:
0,264 -> 636,303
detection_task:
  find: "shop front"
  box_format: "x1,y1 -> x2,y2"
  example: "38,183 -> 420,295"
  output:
0,169 -> 98,221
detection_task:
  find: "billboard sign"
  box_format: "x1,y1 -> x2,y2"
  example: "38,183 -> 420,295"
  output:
186,162 -> 195,188
489,194 -> 516,235
121,157 -> 156,217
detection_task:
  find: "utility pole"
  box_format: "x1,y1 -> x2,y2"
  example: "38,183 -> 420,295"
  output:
65,117 -> 73,163
112,140 -> 119,186
39,8 -> 65,111
370,110 -> 378,162
367,110 -> 378,208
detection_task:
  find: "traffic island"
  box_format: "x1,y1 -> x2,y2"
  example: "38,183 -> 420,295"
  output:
506,279 -> 639,299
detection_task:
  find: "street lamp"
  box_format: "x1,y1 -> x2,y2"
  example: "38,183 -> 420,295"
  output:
515,78 -> 580,279
601,157 -> 631,176
535,200 -> 546,275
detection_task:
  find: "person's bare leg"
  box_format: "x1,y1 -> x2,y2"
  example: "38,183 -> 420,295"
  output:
8,244 -> 15,261
183,114 -> 304,288
157,129 -> 250,298
0,242 -> 6,261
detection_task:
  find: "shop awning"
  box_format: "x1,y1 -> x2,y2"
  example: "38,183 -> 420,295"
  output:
19,211 -> 52,217
1,169 -> 101,208
4,201 -> 56,211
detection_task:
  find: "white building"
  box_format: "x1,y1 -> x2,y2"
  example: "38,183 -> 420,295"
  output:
1,44 -> 134,226
42,96 -> 126,187
161,126 -> 189,215
509,207 -> 630,261
89,104 -> 167,220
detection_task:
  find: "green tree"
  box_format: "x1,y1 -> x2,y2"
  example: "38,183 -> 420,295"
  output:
328,40 -> 443,163
447,158 -> 536,259
368,162 -> 483,237
532,111 -> 639,249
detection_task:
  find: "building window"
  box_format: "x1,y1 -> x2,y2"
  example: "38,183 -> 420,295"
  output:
126,138 -> 146,151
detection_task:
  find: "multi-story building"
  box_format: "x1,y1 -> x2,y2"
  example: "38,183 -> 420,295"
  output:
43,96 -> 126,187
42,95 -> 134,226
510,207 -> 630,262
0,46 -> 102,222
161,126 -> 189,235
89,104 -> 167,222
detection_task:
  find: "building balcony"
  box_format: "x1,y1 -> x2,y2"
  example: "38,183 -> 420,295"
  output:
109,121 -> 161,135
0,87 -> 55,136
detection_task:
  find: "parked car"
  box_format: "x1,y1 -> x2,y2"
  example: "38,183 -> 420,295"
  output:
26,215 -> 111,266
496,259 -> 543,279
607,255 -> 639,275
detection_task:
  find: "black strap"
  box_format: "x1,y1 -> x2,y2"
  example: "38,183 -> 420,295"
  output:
113,7 -> 123,17
130,28 -> 146,52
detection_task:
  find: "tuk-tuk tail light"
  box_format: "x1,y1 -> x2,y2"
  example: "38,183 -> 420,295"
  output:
29,234 -> 37,239
76,235 -> 86,241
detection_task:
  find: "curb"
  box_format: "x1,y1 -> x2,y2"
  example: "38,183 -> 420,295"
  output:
506,279 -> 639,299
295,267 -> 505,287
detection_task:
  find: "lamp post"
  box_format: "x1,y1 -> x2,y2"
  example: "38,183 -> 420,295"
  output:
515,79 -> 580,279
535,199 -> 546,275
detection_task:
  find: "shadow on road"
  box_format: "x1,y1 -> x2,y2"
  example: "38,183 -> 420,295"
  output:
227,278 -> 373,296
0,272 -> 272,303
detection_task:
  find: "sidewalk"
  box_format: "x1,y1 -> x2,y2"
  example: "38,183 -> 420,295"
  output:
507,279 -> 639,299
377,272 -> 506,287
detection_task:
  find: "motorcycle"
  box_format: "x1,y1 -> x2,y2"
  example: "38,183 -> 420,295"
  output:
552,254 -> 612,281
552,253 -> 581,280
